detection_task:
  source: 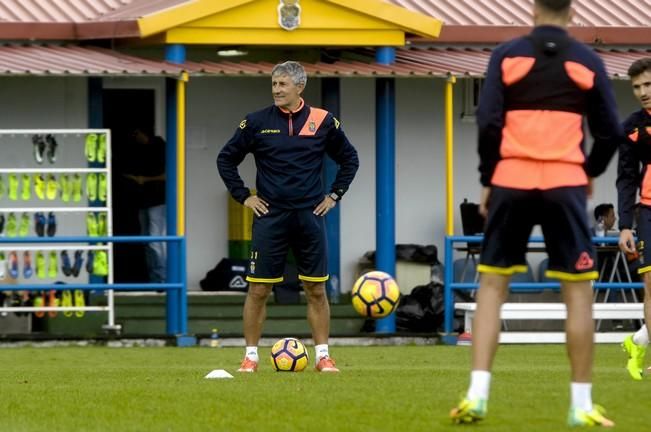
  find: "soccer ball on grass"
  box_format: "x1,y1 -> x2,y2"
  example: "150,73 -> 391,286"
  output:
270,337 -> 309,372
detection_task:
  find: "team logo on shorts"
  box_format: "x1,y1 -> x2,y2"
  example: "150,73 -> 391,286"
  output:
278,0 -> 301,31
575,251 -> 594,271
249,261 -> 256,274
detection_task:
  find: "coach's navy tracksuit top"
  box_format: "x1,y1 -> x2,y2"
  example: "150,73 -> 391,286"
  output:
617,109 -> 651,229
217,99 -> 359,209
477,26 -> 622,189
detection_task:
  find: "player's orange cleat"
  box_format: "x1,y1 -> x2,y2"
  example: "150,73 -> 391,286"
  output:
237,357 -> 258,373
315,356 -> 339,372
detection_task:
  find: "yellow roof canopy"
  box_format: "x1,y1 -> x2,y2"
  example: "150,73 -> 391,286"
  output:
138,0 -> 442,46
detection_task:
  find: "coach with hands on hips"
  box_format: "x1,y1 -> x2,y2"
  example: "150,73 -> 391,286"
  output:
218,61 -> 359,373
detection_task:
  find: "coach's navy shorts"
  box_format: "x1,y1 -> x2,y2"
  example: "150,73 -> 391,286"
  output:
634,205 -> 651,275
246,207 -> 328,284
478,186 -> 597,281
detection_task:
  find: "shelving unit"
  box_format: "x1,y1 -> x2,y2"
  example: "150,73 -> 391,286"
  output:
0,129 -> 117,331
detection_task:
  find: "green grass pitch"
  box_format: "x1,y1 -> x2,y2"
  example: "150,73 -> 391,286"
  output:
0,344 -> 648,431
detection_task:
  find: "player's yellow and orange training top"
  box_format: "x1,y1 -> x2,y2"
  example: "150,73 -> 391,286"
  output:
617,108 -> 651,229
477,26 -> 623,189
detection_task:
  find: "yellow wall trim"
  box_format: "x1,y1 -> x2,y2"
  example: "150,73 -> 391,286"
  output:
138,0 -> 441,44
165,28 -> 405,46
138,0 -> 255,38
325,0 -> 441,38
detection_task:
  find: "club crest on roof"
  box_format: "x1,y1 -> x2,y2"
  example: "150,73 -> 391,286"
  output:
278,0 -> 301,31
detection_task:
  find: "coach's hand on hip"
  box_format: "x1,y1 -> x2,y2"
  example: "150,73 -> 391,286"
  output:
314,195 -> 337,216
244,195 -> 269,217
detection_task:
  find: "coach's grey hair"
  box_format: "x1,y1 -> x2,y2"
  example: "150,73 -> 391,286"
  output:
271,61 -> 307,87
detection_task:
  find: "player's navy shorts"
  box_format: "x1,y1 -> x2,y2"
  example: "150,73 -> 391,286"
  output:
478,186 -> 597,281
246,206 -> 328,284
634,205 -> 651,275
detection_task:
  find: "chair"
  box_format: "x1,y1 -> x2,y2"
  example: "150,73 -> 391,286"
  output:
536,257 -> 559,292
453,257 -> 477,283
537,258 -> 551,282
457,199 -> 484,288
459,199 -> 485,254
509,262 -> 538,293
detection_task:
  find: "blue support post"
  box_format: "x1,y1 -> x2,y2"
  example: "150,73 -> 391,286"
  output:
88,77 -> 103,128
442,236 -> 456,344
375,47 -> 396,333
165,77 -> 179,335
165,44 -> 186,64
321,78 -> 341,303
164,44 -> 185,335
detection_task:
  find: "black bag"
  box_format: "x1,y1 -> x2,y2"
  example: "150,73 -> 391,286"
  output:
361,244 -> 439,265
395,282 -> 471,333
395,282 -> 443,332
200,258 -> 249,292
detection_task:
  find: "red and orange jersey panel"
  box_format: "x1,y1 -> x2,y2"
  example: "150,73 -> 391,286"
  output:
477,25 -> 623,190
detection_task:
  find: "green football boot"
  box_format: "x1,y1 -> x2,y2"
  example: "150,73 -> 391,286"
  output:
48,251 -> 57,278
6,213 -> 17,237
18,213 -> 30,237
46,174 -> 58,200
622,334 -> 647,380
98,173 -> 107,203
97,133 -> 107,164
93,251 -> 108,277
567,404 -> 614,427
59,174 -> 71,202
21,174 -> 31,200
97,213 -> 108,237
72,174 -> 82,202
34,174 -> 45,200
35,251 -> 46,279
85,133 -> 98,162
8,174 -> 18,201
450,397 -> 487,424
86,213 -> 98,237
86,173 -> 97,202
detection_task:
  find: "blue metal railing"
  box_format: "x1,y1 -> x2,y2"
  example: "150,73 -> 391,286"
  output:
0,235 -> 187,334
443,235 -> 643,334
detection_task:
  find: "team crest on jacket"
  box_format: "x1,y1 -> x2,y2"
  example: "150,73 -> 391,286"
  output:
278,0 -> 301,31
309,121 -> 316,132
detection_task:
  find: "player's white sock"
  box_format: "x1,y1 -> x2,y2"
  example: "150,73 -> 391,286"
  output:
467,370 -> 491,400
633,325 -> 649,346
315,344 -> 329,362
245,346 -> 258,362
571,382 -> 592,412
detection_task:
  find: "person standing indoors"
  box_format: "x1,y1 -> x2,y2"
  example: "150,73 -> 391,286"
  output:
125,127 -> 167,283
450,0 -> 622,427
617,57 -> 651,381
217,61 -> 359,373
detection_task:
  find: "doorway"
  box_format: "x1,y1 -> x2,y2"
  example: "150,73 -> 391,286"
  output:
102,89 -> 156,283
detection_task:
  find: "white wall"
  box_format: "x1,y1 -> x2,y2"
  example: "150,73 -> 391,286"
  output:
0,76 -> 637,293
185,77 -> 321,289
0,77 -> 87,128
0,77 -> 94,284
